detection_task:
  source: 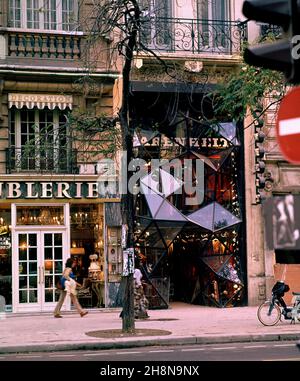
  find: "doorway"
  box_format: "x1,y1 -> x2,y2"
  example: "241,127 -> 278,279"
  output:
12,230 -> 68,313
11,203 -> 69,313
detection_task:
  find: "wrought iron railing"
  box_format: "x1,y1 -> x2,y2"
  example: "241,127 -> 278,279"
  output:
5,147 -> 78,174
7,30 -> 81,59
139,18 -> 248,55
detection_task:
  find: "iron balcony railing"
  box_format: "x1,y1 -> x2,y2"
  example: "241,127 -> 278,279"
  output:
139,17 -> 248,55
5,147 -> 117,175
5,147 -> 78,174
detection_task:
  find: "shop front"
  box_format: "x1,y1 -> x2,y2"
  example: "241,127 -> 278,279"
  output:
0,181 -> 122,313
130,88 -> 247,308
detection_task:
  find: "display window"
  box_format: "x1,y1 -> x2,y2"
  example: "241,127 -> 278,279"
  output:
70,203 -> 105,308
0,209 -> 12,311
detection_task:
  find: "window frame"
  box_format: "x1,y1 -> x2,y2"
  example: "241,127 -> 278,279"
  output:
8,0 -> 78,31
9,107 -> 69,172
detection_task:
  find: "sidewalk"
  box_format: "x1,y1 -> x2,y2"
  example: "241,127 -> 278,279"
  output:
0,302 -> 300,354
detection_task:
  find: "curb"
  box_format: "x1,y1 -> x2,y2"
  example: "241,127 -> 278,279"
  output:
1,332 -> 299,354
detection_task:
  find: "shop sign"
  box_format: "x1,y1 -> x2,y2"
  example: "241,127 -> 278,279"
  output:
0,181 -> 117,200
141,136 -> 229,149
8,93 -> 73,110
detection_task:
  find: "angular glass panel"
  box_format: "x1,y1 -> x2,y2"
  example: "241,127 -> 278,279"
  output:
188,202 -> 241,232
192,152 -> 217,171
207,148 -> 233,171
212,122 -> 240,146
29,276 -> 37,288
218,262 -> 242,284
155,226 -> 184,247
141,170 -> 161,194
135,216 -> 152,232
29,247 -> 37,260
188,203 -> 215,231
201,255 -> 232,273
44,233 -> 53,246
29,262 -> 37,275
137,223 -> 161,248
141,183 -> 164,217
213,203 -> 241,231
160,169 -> 183,197
19,276 -> 27,289
133,131 -> 140,147
154,200 -> 187,222
133,129 -> 159,147
19,290 -> 28,303
144,225 -> 165,248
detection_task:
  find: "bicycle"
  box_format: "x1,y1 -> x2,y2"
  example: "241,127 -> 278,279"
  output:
257,281 -> 300,326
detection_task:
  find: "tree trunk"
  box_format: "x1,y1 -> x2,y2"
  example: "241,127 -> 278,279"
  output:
119,0 -> 140,333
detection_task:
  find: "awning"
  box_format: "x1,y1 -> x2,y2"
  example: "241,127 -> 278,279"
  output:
8,93 -> 73,110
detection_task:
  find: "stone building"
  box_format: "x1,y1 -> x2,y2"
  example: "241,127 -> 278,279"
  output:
0,0 -> 297,314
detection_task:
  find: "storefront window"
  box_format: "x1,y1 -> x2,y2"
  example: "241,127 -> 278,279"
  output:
70,204 -> 104,308
16,206 -> 64,225
0,209 -> 12,311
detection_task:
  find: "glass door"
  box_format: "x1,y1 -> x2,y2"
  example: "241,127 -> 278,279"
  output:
13,230 -> 67,312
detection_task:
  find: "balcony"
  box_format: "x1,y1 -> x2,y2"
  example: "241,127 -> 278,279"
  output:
5,147 -> 118,176
5,147 -> 78,174
6,30 -> 81,60
139,18 -> 247,55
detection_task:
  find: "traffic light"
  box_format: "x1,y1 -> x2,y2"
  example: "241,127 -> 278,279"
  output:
243,0 -> 300,84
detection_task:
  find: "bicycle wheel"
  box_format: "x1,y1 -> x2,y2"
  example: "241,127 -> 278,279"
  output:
257,301 -> 281,326
295,302 -> 300,322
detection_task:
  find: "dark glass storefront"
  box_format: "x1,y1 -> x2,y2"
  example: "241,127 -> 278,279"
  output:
130,88 -> 246,308
0,208 -> 12,311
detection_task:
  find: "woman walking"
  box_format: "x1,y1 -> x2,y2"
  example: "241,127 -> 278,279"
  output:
133,259 -> 149,319
54,257 -> 88,318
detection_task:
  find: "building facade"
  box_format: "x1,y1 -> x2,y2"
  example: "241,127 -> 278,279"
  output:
0,0 -> 124,313
0,0 -> 297,314
130,0 -> 249,308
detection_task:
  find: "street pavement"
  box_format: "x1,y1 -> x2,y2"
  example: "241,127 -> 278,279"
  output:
0,302 -> 300,354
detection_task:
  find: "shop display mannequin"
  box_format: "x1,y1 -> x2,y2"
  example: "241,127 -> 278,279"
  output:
88,254 -> 105,307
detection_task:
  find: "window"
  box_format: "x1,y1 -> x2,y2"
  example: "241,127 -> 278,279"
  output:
8,0 -> 78,31
197,0 -> 229,20
140,0 -> 172,50
197,0 -> 230,51
9,107 -> 69,172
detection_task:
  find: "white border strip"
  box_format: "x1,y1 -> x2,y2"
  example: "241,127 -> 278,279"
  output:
279,117 -> 300,136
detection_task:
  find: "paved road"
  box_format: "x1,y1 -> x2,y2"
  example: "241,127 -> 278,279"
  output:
0,341 -> 299,362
